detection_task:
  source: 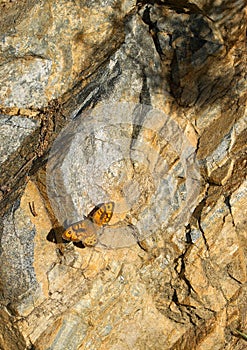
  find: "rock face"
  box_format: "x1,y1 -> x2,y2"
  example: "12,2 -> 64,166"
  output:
0,0 -> 133,107
0,0 -> 246,349
46,102 -> 201,249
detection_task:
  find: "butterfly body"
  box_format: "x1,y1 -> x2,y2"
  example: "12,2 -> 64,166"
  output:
62,202 -> 114,247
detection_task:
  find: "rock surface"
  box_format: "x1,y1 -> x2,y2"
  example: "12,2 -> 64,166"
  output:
0,0 -> 135,107
0,0 -> 246,349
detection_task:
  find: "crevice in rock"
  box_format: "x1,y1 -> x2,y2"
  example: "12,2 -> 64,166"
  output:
138,3 -> 165,60
224,195 -> 236,227
192,197 -> 210,251
226,269 -> 243,285
185,224 -> 193,244
175,253 -> 197,295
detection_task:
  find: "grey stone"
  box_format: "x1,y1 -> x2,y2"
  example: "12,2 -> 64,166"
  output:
0,115 -> 39,163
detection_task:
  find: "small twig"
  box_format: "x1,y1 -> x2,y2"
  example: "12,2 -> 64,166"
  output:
233,329 -> 247,341
29,201 -> 38,217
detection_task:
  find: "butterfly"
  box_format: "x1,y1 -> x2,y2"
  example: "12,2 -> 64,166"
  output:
62,202 -> 114,247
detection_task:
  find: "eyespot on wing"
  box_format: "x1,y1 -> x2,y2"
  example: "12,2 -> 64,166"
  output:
88,202 -> 115,226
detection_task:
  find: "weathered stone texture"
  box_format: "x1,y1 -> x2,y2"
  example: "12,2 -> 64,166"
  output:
0,0 -> 246,349
0,0 -> 135,108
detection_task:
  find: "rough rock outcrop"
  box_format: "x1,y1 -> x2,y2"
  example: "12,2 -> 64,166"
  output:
0,0 -> 246,349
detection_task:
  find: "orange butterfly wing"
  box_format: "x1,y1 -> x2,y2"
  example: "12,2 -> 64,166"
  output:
88,202 -> 114,226
62,218 -> 97,246
62,202 -> 114,246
